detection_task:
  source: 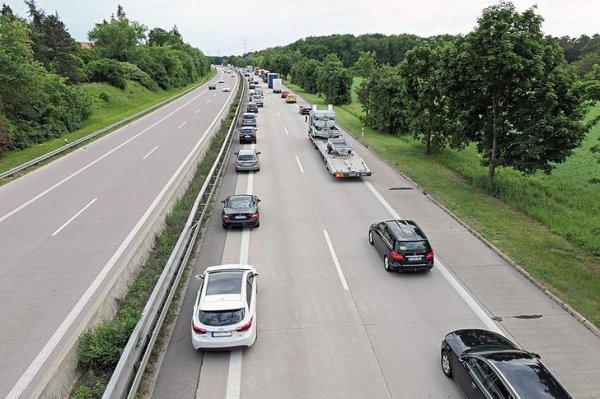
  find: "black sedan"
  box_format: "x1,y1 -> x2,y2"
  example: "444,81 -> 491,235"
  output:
441,329 -> 572,399
222,194 -> 260,228
208,84 -> 216,90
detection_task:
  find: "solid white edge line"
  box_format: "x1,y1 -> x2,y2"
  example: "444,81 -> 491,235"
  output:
0,89 -> 209,225
225,349 -> 243,399
364,181 -> 400,219
51,198 -> 97,237
142,145 -> 159,160
323,230 -> 349,290
178,121 -> 187,129
295,156 -> 304,174
6,84 -> 235,399
284,127 -> 289,136
363,180 -> 502,334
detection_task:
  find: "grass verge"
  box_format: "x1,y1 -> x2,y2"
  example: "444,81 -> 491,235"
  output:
70,79 -> 240,399
0,69 -> 216,176
286,81 -> 600,327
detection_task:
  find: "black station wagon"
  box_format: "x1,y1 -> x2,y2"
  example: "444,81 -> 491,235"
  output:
368,220 -> 434,272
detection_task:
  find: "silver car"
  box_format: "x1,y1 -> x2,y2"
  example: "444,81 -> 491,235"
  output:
235,149 -> 261,172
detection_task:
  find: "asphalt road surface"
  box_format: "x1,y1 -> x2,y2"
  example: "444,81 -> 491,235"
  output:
0,69 -> 238,398
151,76 -> 600,399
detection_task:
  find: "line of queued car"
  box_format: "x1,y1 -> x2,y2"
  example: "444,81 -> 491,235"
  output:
191,68 -> 263,351
191,69 -> 574,398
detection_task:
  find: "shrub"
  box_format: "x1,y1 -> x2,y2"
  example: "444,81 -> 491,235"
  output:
120,62 -> 159,91
98,91 -> 110,102
78,313 -> 139,372
85,59 -> 127,89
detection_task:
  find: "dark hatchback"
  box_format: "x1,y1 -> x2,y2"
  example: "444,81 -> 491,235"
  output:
441,329 -> 572,399
222,194 -> 260,228
239,127 -> 257,144
368,220 -> 434,272
299,104 -> 312,115
247,102 -> 258,113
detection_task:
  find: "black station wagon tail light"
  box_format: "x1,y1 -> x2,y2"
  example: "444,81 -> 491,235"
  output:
425,251 -> 434,261
390,251 -> 405,261
236,317 -> 253,332
223,215 -> 231,221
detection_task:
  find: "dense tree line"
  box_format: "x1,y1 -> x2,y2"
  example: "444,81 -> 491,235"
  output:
227,2 -> 598,186
0,2 -> 210,157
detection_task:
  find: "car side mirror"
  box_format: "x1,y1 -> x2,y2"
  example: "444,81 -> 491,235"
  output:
221,200 -> 225,203
252,272 -> 259,277
257,151 -> 261,155
234,151 -> 238,155
194,274 -> 204,280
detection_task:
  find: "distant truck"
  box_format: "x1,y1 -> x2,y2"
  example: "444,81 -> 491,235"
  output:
267,73 -> 279,89
260,70 -> 269,83
272,79 -> 282,93
307,105 -> 371,178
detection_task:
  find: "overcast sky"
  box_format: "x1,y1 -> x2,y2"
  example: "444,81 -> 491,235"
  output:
5,0 -> 600,56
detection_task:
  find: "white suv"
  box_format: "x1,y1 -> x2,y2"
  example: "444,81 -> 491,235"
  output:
191,264 -> 258,350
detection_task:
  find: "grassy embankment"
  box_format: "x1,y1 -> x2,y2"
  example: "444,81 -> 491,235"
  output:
286,78 -> 600,326
0,69 -> 216,175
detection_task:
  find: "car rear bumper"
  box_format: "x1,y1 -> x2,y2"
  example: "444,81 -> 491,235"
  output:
192,328 -> 256,350
235,165 -> 259,172
224,219 -> 259,228
390,261 -> 433,272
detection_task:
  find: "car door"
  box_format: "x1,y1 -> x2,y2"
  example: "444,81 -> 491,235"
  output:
372,223 -> 386,253
453,357 -> 487,399
380,227 -> 394,257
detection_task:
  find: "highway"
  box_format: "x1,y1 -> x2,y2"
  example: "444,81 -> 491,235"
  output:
150,75 -> 600,399
0,69 -> 238,398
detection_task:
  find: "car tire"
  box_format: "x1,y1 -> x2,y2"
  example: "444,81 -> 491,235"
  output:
255,220 -> 260,228
384,255 -> 391,272
222,222 -> 228,229
441,350 -> 453,378
368,231 -> 374,245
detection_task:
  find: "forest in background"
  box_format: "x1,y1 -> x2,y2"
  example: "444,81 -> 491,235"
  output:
0,2 -> 210,156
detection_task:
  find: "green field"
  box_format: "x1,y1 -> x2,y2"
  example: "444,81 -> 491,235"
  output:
287,81 -> 600,326
0,69 -> 216,175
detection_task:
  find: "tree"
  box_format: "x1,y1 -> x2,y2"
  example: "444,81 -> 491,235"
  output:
317,54 -> 352,105
358,65 -> 407,134
352,50 -> 376,78
88,6 -> 146,62
442,1 -> 587,188
400,41 -> 450,153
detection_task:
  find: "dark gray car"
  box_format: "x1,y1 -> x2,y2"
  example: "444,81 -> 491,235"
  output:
221,194 -> 260,228
241,112 -> 257,127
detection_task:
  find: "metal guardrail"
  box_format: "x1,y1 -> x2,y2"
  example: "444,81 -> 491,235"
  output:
0,78 -> 215,180
102,72 -> 245,399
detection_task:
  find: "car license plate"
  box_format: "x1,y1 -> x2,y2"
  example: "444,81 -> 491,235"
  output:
234,215 -> 246,219
212,331 -> 232,337
407,256 -> 423,261
348,173 -> 357,177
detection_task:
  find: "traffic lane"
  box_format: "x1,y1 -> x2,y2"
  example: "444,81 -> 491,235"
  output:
0,84 -> 235,342
150,127 -> 241,399
0,81 -> 238,396
334,126 -> 600,396
195,157 -> 254,398
294,171 -> 484,399
0,83 -> 215,217
239,131 -> 390,398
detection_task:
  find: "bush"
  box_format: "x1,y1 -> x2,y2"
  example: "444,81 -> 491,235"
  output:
120,62 -> 159,91
98,91 -> 110,102
78,314 -> 139,372
85,59 -> 127,89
